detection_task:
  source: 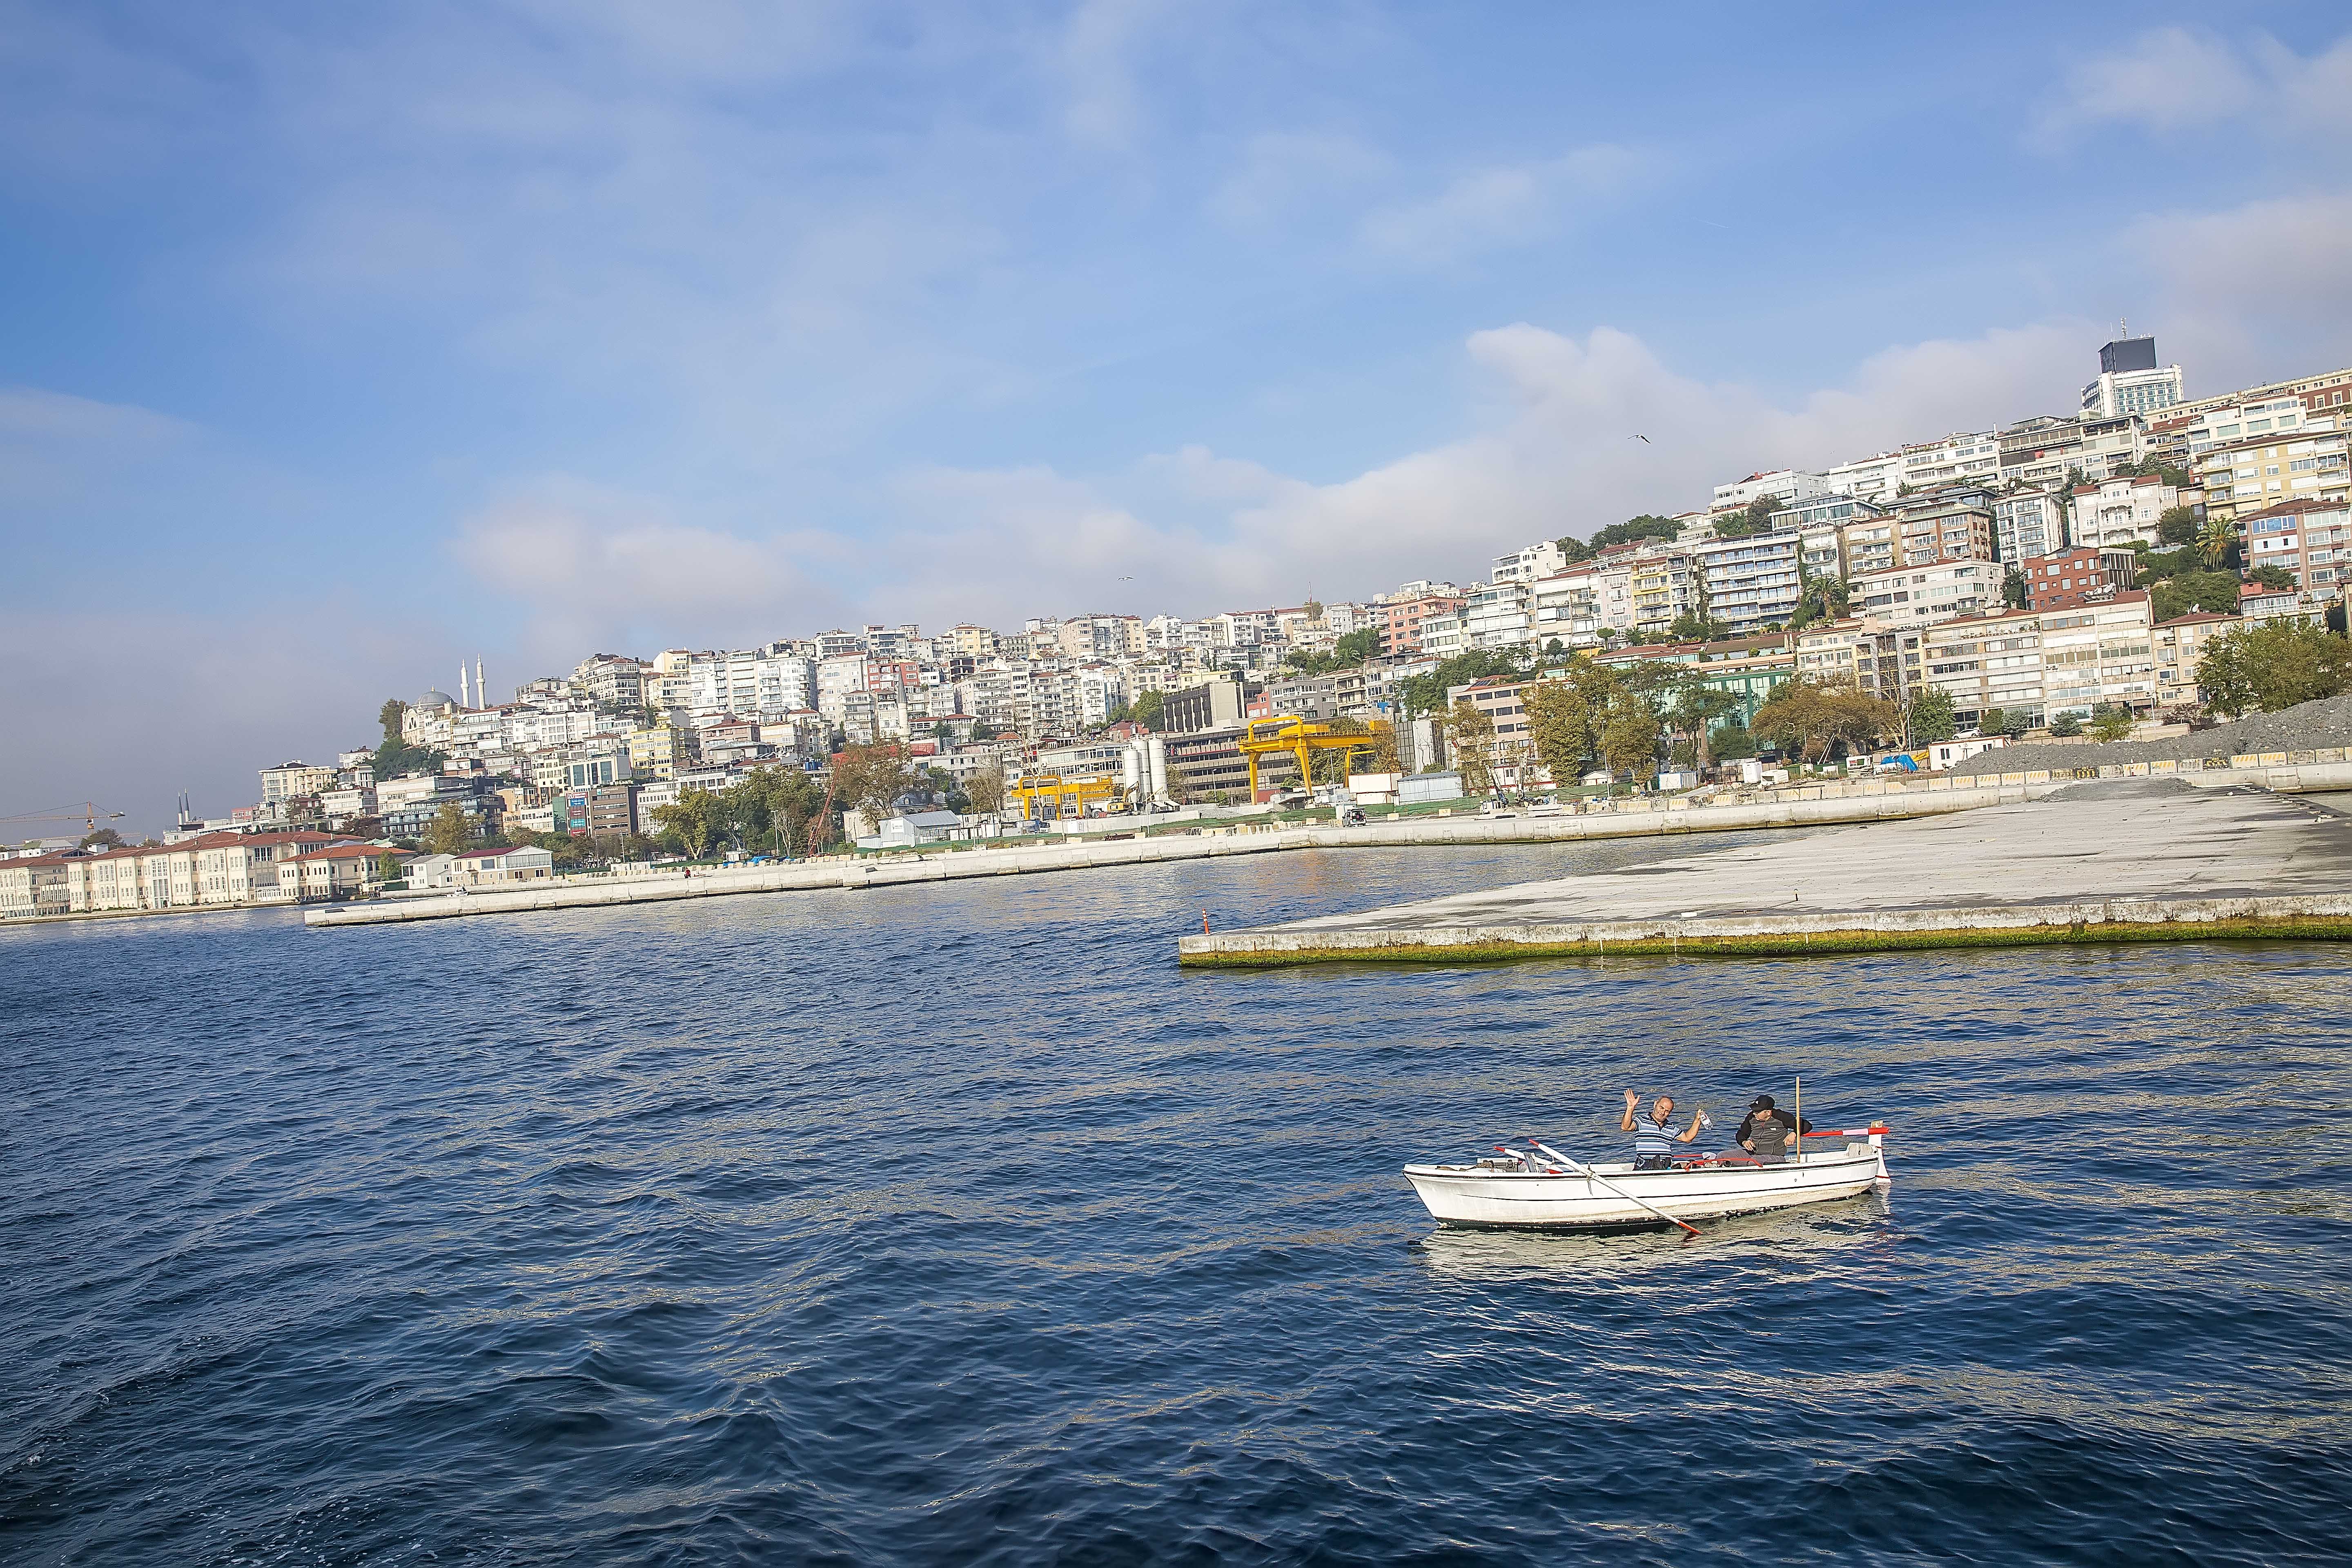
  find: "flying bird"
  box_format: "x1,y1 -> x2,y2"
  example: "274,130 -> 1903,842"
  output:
1629,434 -> 1650,443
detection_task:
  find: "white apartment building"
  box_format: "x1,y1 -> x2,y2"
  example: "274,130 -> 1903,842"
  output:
1998,414 -> 2147,490
1852,559 -> 1995,627
2069,475 -> 2199,550
260,762 -> 338,804
1900,432 -> 2002,490
1822,450 -> 1906,502
1460,581 -> 1534,650
1692,532 -> 1803,633
1492,540 -> 1569,586
1920,610 -> 2048,731
1528,568 -> 1604,648
1711,469 -> 1830,514
1993,488 -> 2069,562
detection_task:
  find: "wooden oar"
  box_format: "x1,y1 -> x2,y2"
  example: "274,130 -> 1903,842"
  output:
1528,1139 -> 1702,1238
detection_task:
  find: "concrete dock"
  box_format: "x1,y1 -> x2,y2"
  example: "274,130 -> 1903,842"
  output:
1176,780 -> 2352,965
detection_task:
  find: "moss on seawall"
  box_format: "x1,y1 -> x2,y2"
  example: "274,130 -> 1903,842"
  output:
1176,914 -> 2352,967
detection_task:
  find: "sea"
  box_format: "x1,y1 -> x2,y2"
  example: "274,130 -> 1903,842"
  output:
3,833 -> 2348,1566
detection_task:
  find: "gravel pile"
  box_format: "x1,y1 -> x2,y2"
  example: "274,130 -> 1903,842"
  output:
1949,693 -> 2352,777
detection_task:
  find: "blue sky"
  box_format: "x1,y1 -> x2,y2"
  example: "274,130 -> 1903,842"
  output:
5,1 -> 2352,831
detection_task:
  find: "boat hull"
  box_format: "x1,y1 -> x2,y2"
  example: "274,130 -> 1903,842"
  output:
1403,1145 -> 1888,1231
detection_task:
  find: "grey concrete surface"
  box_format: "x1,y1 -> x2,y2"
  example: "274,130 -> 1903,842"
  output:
1178,781 -> 2352,964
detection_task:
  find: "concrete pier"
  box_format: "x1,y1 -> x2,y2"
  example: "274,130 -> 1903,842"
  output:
305,782 -> 2031,929
1176,780 -> 2352,965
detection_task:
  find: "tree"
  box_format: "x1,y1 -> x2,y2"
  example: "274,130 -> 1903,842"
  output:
1710,718 -> 1757,760
2157,506 -> 2201,546
1667,681 -> 1742,768
80,827 -> 125,850
969,720 -> 1000,742
829,743 -> 919,829
2248,564 -> 2298,590
1522,666 -> 1615,784
2089,704 -> 2135,742
967,765 -> 1006,815
1978,706 -> 2009,738
2002,566 -> 2029,610
1559,514 -> 1682,562
1668,610 -> 1730,643
379,699 -> 408,745
1544,637 -> 1567,657
1129,690 -> 1166,730
1906,687 -> 1957,745
2152,570 -> 2247,624
1751,678 -> 1900,763
424,802 -> 473,856
1597,688 -> 1664,778
1282,627 -> 1379,676
2049,712 -> 2083,737
1444,699 -> 1497,793
2196,619 -> 2352,718
376,851 -> 405,884
2196,517 -> 2239,570
651,789 -> 725,858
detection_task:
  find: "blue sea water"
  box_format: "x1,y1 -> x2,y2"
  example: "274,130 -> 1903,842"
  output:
4,835 -> 2350,1566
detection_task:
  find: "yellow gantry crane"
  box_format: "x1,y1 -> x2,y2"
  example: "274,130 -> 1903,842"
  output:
1008,772 -> 1129,821
1238,717 -> 1379,802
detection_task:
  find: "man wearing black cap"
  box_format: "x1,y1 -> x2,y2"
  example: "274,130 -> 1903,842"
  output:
1735,1096 -> 1812,1164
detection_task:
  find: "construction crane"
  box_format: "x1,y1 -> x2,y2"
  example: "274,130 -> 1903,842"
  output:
0,802 -> 126,839
1238,717 -> 1381,802
1007,771 -> 1131,822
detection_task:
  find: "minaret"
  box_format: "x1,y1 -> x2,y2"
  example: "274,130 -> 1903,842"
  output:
459,663 -> 470,708
477,659 -> 487,709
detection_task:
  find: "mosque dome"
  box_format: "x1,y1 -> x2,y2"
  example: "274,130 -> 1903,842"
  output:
416,689 -> 457,710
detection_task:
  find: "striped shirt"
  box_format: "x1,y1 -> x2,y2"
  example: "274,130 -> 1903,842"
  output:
1633,1115 -> 1679,1160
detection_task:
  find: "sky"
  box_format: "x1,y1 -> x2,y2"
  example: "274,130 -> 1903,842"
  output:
5,1 -> 2352,834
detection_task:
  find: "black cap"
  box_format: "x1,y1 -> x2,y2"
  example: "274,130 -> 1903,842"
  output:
1751,1095 -> 1775,1110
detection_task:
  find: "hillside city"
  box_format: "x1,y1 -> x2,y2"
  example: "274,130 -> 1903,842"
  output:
9,332 -> 2352,920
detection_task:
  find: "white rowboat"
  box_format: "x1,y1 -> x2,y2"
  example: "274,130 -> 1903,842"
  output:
1403,1127 -> 1891,1232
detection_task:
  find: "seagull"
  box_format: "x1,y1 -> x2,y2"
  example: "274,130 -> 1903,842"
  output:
1118,575 -> 1135,581
1629,434 -> 1650,443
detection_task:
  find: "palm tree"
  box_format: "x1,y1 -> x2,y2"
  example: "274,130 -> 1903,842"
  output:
2196,517 -> 2237,570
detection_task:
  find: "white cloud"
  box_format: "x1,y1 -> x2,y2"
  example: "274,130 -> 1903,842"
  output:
1207,130 -> 1391,225
1059,0 -> 1169,150
2129,192 -> 2352,388
456,480 -> 842,660
2040,26 -> 2352,142
1359,145 -> 1647,265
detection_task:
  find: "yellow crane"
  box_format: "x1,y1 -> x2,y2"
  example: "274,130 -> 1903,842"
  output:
1238,717 -> 1380,802
1007,772 -> 1129,821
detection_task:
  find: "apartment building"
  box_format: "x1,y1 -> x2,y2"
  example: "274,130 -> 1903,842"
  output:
2197,428 -> 2352,523
1596,633 -> 1796,725
0,855 -> 73,918
2040,593 -> 2157,722
1841,490 -> 1996,576
1711,469 -> 1829,513
1690,531 -> 1802,633
2021,546 -> 2139,612
2153,612 -> 2241,710
2069,474 -> 2199,550
1793,619 -> 1919,706
2080,336 -> 2183,419
1460,581 -> 1535,650
2245,499 -> 2352,590
1852,559 -> 1996,626
1900,432 -> 2003,489
1492,540 -> 1569,585
259,761 -> 339,805
1627,552 -> 1698,634
276,843 -> 417,902
1993,487 -> 2070,562
1919,610 -> 2049,731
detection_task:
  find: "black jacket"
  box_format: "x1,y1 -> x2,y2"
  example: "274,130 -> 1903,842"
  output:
1736,1109 -> 1813,1145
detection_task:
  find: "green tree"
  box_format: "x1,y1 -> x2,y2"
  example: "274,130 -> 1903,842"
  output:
1978,706 -> 2008,738
2152,570 -> 2248,623
1129,690 -> 1165,729
2002,566 -> 2029,610
1752,679 -> 1901,763
1559,514 -> 1683,562
80,827 -> 125,850
1667,610 -> 1730,643
967,765 -> 1006,815
2196,517 -> 2238,570
830,743 -> 918,829
2196,619 -> 2352,718
1906,686 -> 1958,745
2089,704 -> 2135,742
424,802 -> 473,856
379,698 -> 408,745
1597,690 -> 1663,778
2248,564 -> 2298,590
375,851 -> 405,884
1710,718 -> 1757,760
1521,665 -> 1617,783
2156,506 -> 2201,546
2049,712 -> 2083,737
651,789 -> 724,858
1667,681 -> 1742,768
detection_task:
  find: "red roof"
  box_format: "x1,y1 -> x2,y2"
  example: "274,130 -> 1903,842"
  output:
284,844 -> 412,863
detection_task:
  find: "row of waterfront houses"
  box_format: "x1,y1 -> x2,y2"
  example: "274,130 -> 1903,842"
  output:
0,831 -> 560,920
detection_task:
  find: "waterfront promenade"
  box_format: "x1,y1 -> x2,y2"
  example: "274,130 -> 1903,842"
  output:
1178,780 -> 2352,964
304,780 -> 2034,929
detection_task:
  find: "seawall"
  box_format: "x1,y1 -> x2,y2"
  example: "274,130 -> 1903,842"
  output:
303,782 -> 2035,930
